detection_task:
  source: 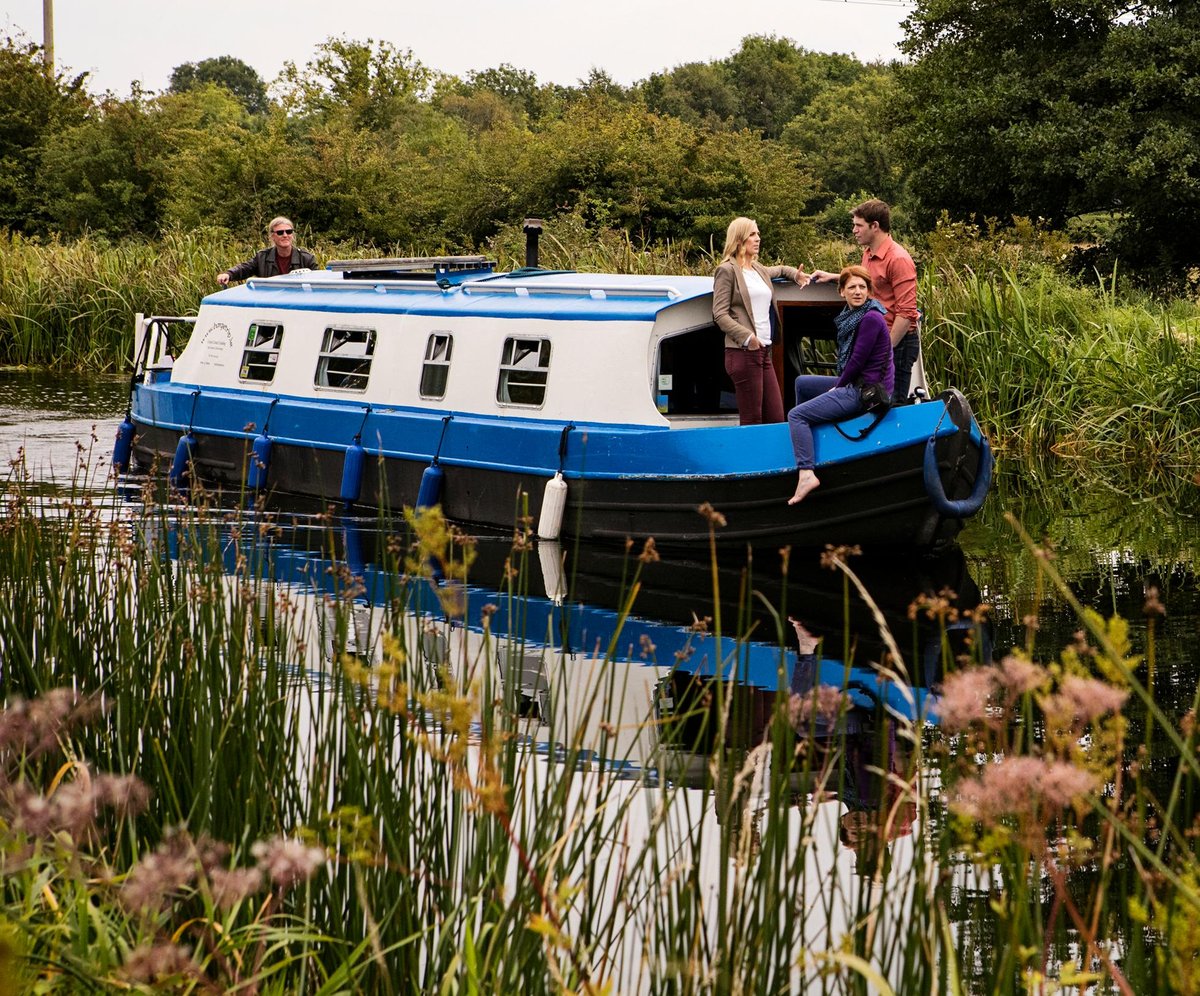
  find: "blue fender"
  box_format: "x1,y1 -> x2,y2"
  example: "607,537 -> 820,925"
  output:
416,463 -> 444,510
168,431 -> 197,491
340,441 -> 366,505
246,432 -> 272,490
112,417 -> 135,473
923,435 -> 993,518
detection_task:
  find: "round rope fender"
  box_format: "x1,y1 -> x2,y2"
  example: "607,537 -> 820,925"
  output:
923,435 -> 993,518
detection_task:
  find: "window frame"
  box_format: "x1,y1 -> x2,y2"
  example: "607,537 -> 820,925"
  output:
238,321 -> 285,383
419,331 -> 454,400
314,325 -> 376,393
495,336 -> 552,408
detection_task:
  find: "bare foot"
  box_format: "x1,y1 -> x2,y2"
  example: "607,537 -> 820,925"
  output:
789,617 -> 820,654
788,469 -> 820,505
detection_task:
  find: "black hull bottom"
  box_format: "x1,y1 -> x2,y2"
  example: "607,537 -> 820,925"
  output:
130,425 -> 981,551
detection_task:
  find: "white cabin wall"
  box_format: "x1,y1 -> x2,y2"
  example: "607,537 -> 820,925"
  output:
170,302 -> 668,426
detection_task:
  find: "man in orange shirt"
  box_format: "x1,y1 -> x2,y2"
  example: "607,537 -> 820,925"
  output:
813,199 -> 920,403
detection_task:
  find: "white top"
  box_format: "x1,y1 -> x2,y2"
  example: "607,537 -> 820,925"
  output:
743,267 -> 773,345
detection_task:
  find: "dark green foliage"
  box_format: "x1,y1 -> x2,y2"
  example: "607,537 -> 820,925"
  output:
727,35 -> 865,139
781,66 -> 905,207
1,22 -> 1197,279
168,54 -> 268,114
898,0 -> 1200,274
276,36 -> 435,129
640,60 -> 739,129
38,89 -> 170,236
0,35 -> 89,230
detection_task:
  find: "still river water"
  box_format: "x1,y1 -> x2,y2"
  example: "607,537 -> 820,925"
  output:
3,367 -> 1199,988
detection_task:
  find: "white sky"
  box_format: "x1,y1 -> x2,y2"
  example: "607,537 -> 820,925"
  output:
3,0 -> 910,96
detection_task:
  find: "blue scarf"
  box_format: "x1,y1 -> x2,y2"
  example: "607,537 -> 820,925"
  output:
833,299 -> 887,373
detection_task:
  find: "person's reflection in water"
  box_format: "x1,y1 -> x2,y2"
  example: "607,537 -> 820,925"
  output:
788,619 -> 917,884
838,725 -> 916,881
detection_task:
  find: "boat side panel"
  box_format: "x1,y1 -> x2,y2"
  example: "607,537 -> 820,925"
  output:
131,381 -> 964,481
170,303 -> 668,428
130,414 -> 971,549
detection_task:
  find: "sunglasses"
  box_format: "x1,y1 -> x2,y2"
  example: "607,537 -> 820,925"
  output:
272,228 -> 294,235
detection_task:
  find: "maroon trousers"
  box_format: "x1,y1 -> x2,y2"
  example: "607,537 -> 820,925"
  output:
724,346 -> 784,425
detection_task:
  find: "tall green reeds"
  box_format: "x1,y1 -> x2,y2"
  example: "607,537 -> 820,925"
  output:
923,265 -> 1200,476
1,450 -> 1199,992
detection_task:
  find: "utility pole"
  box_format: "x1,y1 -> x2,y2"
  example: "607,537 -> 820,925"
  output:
42,0 -> 54,76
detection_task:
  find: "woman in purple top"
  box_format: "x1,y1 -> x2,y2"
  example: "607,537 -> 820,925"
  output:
787,265 -> 895,505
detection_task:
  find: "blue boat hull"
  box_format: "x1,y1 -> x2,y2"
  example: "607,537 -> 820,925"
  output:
129,383 -> 989,549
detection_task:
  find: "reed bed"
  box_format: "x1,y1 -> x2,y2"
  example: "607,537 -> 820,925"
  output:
0,454 -> 1198,992
922,266 -> 1200,473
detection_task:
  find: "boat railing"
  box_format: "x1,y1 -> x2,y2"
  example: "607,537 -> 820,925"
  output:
460,281 -> 682,300
325,255 -> 491,274
133,313 -> 196,379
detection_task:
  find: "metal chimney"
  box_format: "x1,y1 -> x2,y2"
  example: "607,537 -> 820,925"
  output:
523,218 -> 544,269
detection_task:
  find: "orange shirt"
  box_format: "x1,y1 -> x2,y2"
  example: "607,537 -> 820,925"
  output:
863,235 -> 918,332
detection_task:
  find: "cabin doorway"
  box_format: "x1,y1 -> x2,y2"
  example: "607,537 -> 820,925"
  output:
775,298 -> 844,409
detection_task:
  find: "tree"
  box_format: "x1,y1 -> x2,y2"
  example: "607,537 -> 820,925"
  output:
1081,5 -> 1200,272
781,66 -> 905,206
897,0 -> 1200,272
38,89 -> 170,236
275,37 -> 436,130
0,35 -> 90,230
168,56 -> 268,115
640,61 -> 739,130
726,35 -> 865,138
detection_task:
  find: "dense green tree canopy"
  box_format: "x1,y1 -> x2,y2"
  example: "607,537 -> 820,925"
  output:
168,55 -> 268,114
898,0 -> 1200,271
0,36 -> 89,229
1,23 -> 1196,277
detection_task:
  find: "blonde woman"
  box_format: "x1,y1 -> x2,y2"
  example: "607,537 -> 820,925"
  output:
712,217 -> 809,424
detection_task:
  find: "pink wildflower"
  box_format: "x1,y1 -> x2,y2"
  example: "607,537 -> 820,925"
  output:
788,685 -> 849,728
93,773 -> 151,816
952,756 -> 1097,824
122,943 -> 195,984
48,779 -> 97,839
121,836 -> 197,911
1044,675 -> 1128,725
1038,760 -> 1098,809
209,865 -> 265,910
938,666 -> 997,732
0,689 -> 100,760
9,783 -> 53,836
251,836 -> 326,889
995,655 -> 1047,697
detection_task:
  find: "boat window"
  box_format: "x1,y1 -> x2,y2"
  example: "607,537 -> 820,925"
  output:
239,322 -> 284,383
496,337 -> 551,407
655,324 -> 738,417
315,327 -> 376,391
420,332 -> 453,399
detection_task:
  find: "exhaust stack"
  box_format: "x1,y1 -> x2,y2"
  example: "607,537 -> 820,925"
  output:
523,218 -> 544,269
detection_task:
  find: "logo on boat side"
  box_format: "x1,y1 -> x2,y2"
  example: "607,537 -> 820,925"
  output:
198,322 -> 233,368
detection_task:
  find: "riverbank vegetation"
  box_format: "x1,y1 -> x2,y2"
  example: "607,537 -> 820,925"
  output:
0,469 -> 1197,992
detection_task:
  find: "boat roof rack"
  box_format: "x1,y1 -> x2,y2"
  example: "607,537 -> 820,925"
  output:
326,255 -> 495,282
461,280 -> 681,300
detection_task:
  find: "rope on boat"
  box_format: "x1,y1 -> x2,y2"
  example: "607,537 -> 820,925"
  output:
922,435 -> 993,518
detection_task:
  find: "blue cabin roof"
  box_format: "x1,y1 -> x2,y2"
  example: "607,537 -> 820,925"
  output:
204,269 -> 717,323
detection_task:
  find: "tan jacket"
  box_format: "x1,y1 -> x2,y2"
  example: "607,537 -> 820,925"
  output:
712,260 -> 800,349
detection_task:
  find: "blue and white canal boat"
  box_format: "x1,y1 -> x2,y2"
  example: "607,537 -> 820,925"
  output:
116,236 -> 992,548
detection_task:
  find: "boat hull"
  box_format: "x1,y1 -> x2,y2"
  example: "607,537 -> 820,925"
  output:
129,386 -> 987,550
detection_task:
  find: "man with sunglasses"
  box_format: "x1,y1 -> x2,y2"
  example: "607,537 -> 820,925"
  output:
217,217 -> 318,285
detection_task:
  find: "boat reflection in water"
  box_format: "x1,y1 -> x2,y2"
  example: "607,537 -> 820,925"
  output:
158,506 -> 988,859
145,503 -> 994,985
